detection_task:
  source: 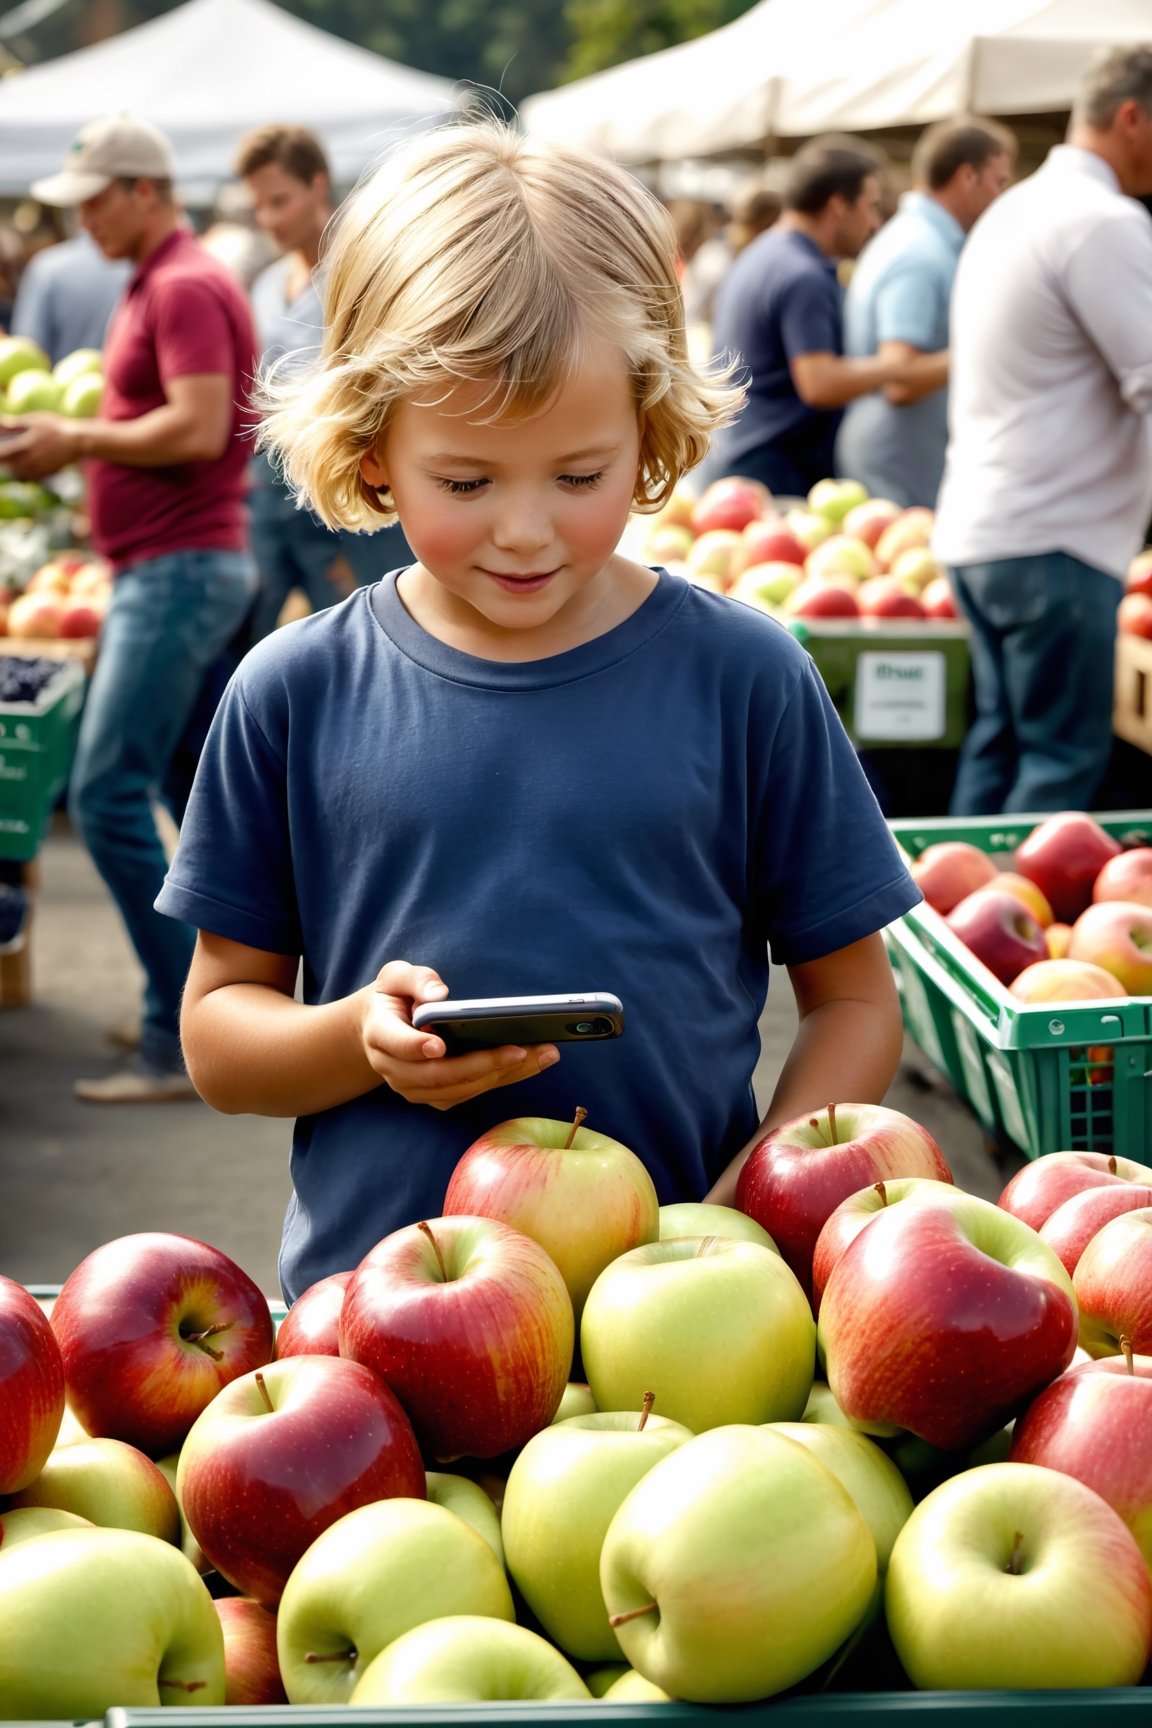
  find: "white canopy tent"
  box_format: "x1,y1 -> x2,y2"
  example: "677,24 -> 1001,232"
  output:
520,0 -> 1152,163
0,0 -> 459,197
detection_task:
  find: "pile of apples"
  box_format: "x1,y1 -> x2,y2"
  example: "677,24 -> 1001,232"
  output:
643,473 -> 956,622
5,1096 -> 1152,1715
1,551 -> 111,642
0,337 -> 104,421
1119,549 -> 1152,640
911,810 -> 1152,1003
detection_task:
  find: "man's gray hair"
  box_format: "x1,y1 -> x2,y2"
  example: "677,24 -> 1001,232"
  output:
1073,44 -> 1152,130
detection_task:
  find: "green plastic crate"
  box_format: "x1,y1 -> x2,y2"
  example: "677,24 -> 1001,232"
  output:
0,656 -> 85,861
787,620 -> 970,749
886,812 -> 1152,1161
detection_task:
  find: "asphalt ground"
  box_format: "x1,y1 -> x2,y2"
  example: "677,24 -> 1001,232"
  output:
1,814 -> 1018,1302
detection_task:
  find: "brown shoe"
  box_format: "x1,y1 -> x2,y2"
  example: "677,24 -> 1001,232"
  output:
74,1064 -> 200,1104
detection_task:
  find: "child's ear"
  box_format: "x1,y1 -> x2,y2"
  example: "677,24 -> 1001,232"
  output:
359,447 -> 388,489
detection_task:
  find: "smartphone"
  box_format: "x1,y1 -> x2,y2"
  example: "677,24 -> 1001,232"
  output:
411,992 -> 624,1053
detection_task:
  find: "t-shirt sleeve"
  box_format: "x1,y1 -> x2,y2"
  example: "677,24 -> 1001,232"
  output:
872,261 -> 942,352
777,273 -> 842,362
150,276 -> 237,383
753,653 -> 921,965
155,668 -> 302,956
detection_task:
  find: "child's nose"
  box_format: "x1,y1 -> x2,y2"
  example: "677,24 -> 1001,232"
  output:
492,494 -> 552,554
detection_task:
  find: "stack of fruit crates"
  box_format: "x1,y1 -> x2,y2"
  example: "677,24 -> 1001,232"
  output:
885,812 -> 1152,1162
0,654 -> 85,861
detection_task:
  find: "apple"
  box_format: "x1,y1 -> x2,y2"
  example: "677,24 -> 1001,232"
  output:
946,885 -> 1048,986
994,870 -> 1054,926
735,517 -> 807,570
50,1232 -> 275,1458
602,1668 -> 673,1701
691,476 -> 771,535
908,840 -> 998,915
685,527 -> 742,585
802,1379 -> 859,1428
25,560 -> 71,595
0,1525 -> 226,1714
154,1450 -> 209,1574
1008,956 -> 1127,1001
785,507 -> 836,552
599,1424 -> 876,1703
0,1506 -> 93,1549
1014,812 -> 1122,925
874,507 -> 934,572
275,1496 -> 515,1705
67,559 -> 112,597
728,561 -> 801,611
643,522 -> 695,565
766,1421 -> 913,1572
214,1597 -> 287,1705
6,591 -> 62,638
1038,1183 -> 1152,1274
818,1192 -> 1079,1450
6,369 -> 63,414
350,1615 -> 591,1705
1118,591 -> 1152,639
338,1214 -> 574,1461
885,1461 -> 1152,1688
1011,1349 -> 1152,1569
273,1270 -> 351,1358
176,1354 -> 427,1606
425,1470 -> 504,1562
1127,548 -> 1152,594
0,334 -> 49,385
1074,1208 -> 1152,1356
7,1434 -> 181,1543
581,1662 -> 627,1696
808,477 -> 868,524
551,1381 -> 598,1422
1094,847 -> 1152,908
999,1150 -> 1152,1233
501,1404 -> 693,1660
805,534 -> 877,585
0,1274 -> 65,1494
888,546 -> 942,594
786,575 -> 860,618
657,1199 -> 778,1250
842,497 -> 901,549
52,347 -> 101,387
580,1236 -> 814,1433
649,484 -> 696,533
56,592 -> 106,639
735,1100 -> 953,1299
856,574 -> 926,619
443,1110 -> 659,1325
61,373 -> 103,418
920,573 -> 958,618
1068,899 -> 1152,994
811,1175 -> 964,1309
1046,921 -> 1074,958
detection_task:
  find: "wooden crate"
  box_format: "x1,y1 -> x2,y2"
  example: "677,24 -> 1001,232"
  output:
1114,631 -> 1152,755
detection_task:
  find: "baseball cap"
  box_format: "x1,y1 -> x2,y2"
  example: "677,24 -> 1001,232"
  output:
31,112 -> 174,206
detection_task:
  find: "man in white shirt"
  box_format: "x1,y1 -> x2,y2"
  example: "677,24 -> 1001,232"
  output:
934,45 -> 1152,815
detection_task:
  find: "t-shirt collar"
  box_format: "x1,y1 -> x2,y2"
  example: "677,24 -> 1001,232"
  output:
900,190 -> 966,253
783,226 -> 839,275
126,224 -> 195,295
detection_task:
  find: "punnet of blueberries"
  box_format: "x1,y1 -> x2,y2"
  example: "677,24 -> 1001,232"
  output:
0,656 -> 69,708
0,883 -> 27,947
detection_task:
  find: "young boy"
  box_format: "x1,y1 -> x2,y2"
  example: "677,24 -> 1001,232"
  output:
157,119 -> 920,1302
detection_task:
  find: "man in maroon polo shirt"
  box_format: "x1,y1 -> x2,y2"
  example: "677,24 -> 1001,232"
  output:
5,113 -> 259,1101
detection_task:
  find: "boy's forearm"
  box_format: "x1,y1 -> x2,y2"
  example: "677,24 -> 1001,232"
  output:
703,997 -> 905,1206
182,982 -> 382,1117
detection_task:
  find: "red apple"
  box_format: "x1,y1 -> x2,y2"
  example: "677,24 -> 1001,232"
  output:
690,476 -> 771,536
1013,813 -> 1122,925
787,576 -> 860,618
874,507 -> 934,572
338,1215 -> 574,1461
734,1101 -> 953,1298
177,1354 -> 426,1606
818,1192 -> 1079,1450
0,1277 -> 65,1494
214,1598 -> 287,1705
1008,957 -> 1127,1003
734,518 -> 807,572
273,1271 -> 352,1359
841,498 -> 901,550
919,575 -> 958,619
1038,1184 -> 1152,1275
995,872 -> 1054,927
1068,900 -> 1152,995
57,593 -> 106,639
443,1110 -> 659,1324
1094,848 -> 1152,908
999,1151 -> 1152,1233
1118,591 -> 1152,640
811,1175 -> 963,1310
856,575 -> 926,619
49,1232 -> 275,1458
946,887 -> 1048,986
908,841 -> 998,915
1125,549 -> 1152,596
1074,1208 -> 1152,1356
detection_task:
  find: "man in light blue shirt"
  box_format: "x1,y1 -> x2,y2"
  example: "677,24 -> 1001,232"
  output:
10,229 -> 130,364
836,119 -> 1015,508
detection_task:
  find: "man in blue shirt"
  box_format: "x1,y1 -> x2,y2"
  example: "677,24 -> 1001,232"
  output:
707,139 -> 945,499
836,119 -> 1016,509
10,229 -> 130,364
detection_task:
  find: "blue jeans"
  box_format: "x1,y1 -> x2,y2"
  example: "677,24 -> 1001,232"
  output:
68,550 -> 259,1070
948,552 -> 1120,816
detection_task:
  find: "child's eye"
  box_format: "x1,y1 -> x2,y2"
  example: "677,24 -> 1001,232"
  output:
437,477 -> 488,495
561,471 -> 606,489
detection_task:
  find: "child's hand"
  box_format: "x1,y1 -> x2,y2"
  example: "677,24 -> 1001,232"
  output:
360,961 -> 560,1110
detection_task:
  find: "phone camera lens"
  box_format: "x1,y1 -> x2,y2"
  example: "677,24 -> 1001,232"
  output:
572,1021 -> 595,1035
566,1017 -> 616,1037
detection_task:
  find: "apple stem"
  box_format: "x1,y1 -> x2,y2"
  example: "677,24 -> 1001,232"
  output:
638,1391 -> 655,1431
181,1319 -> 233,1361
564,1106 -> 588,1150
158,1679 -> 207,1693
874,1181 -> 887,1205
827,1103 -> 838,1141
254,1370 -> 275,1414
1109,1156 -> 1118,1175
304,1649 -> 357,1664
1005,1531 -> 1026,1575
1122,1335 -> 1135,1374
417,1220 -> 448,1282
609,1602 -> 659,1628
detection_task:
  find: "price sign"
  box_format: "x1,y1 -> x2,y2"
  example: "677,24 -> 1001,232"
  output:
853,651 -> 947,742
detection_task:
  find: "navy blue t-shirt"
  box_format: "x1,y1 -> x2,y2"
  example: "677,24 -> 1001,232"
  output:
157,572 -> 919,1301
710,227 -> 845,496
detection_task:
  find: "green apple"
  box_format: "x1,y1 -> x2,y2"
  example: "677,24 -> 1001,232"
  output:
502,1407 -> 694,1661
552,1381 -> 597,1422
0,335 -> 48,386
583,1662 -> 628,1695
808,477 -> 868,524
52,348 -> 102,388
61,373 -> 103,418
603,1667 -> 674,1701
425,1470 -> 503,1564
886,1461 -> 1152,1688
276,1496 -> 515,1704
155,1451 -> 210,1573
658,1202 -> 778,1251
0,1525 -> 225,1715
802,1380 -> 861,1429
349,1615 -> 591,1704
0,1505 -> 92,1548
5,369 -> 63,414
581,1236 -> 814,1433
766,1421 -> 913,1571
7,1435 -> 180,1543
600,1424 -> 876,1702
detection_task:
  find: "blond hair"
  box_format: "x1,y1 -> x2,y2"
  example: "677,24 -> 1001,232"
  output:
257,118 -> 745,529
